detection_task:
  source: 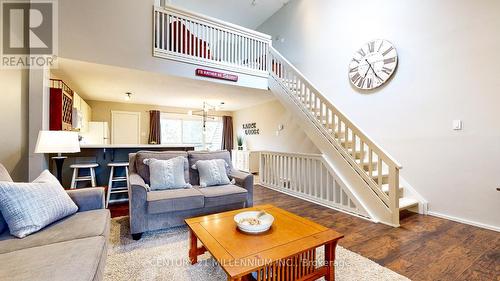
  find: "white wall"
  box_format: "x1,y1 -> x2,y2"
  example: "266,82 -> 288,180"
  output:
233,100 -> 319,154
258,0 -> 500,229
0,70 -> 29,181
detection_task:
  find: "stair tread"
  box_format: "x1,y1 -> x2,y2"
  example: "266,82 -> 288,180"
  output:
399,197 -> 419,210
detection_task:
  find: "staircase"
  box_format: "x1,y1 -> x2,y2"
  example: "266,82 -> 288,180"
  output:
267,48 -> 421,226
152,4 -> 424,227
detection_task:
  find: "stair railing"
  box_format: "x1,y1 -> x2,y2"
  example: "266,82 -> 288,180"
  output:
268,47 -> 402,225
153,5 -> 272,77
259,151 -> 369,218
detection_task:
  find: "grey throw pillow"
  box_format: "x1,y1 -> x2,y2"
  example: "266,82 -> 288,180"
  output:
0,170 -> 78,238
193,159 -> 232,187
144,156 -> 191,190
135,151 -> 189,184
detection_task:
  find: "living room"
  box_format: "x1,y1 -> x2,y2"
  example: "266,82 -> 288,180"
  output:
0,0 -> 499,281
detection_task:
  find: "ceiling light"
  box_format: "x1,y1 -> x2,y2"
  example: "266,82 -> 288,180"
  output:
124,92 -> 132,101
216,102 -> 225,111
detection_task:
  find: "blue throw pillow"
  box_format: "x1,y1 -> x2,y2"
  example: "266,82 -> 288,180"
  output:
0,170 -> 78,238
193,159 -> 232,187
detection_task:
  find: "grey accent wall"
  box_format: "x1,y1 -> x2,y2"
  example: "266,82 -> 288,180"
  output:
258,0 -> 500,229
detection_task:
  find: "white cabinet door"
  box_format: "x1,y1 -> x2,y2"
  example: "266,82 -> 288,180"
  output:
111,111 -> 141,144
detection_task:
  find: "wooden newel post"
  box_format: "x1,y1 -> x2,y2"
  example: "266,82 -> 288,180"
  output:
389,166 -> 400,226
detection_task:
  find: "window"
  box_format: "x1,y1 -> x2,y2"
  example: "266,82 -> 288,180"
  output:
160,113 -> 223,150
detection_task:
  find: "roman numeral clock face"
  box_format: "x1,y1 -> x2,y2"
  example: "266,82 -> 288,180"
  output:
348,39 -> 398,90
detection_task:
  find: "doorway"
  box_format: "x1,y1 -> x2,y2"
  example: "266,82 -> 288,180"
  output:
111,111 -> 141,144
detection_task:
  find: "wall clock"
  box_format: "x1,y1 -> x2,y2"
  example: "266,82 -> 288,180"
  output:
348,39 -> 398,90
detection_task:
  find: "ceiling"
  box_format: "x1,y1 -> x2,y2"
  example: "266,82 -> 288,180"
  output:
169,0 -> 289,29
51,58 -> 274,111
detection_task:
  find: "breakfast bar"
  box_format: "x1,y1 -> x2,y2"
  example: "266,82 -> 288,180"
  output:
56,144 -> 195,188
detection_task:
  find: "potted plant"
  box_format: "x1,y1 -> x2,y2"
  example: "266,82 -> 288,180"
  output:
237,135 -> 244,150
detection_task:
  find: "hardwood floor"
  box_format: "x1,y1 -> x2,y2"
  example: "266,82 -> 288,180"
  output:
109,185 -> 500,281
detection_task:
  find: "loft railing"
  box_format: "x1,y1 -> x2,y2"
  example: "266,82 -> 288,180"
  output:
153,5 -> 272,76
259,151 -> 369,217
268,47 -> 402,225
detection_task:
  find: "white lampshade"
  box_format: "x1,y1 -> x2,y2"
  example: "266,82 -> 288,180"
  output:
35,131 -> 81,154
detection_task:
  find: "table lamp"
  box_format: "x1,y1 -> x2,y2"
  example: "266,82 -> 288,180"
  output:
35,130 -> 81,184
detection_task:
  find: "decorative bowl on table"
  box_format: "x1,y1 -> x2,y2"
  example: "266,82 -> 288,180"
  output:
234,211 -> 274,234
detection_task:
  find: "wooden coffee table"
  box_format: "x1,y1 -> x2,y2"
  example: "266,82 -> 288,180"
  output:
185,204 -> 344,281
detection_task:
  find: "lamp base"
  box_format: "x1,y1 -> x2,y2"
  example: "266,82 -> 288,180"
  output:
52,156 -> 67,184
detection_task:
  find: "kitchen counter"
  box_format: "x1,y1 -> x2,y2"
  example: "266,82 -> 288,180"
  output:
55,144 -> 195,187
80,144 -> 191,149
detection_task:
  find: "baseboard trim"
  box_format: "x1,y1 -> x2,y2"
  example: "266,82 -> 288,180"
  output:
428,211 -> 500,232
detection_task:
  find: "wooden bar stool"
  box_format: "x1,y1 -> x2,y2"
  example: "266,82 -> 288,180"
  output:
106,162 -> 130,208
70,163 -> 99,189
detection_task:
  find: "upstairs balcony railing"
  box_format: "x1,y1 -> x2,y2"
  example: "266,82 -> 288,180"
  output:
154,5 -> 272,77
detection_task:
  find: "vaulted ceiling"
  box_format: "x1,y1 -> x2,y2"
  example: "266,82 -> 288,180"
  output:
169,0 -> 289,29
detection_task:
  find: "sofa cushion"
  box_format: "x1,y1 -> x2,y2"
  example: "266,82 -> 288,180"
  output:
0,170 -> 78,238
0,236 -> 106,281
135,151 -> 188,185
147,188 -> 204,214
0,209 -> 109,254
197,184 -> 248,208
188,150 -> 233,185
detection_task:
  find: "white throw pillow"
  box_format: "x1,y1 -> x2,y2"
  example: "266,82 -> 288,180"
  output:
0,170 -> 78,238
193,159 -> 232,187
144,156 -> 191,190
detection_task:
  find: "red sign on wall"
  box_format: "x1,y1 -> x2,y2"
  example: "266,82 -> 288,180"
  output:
195,69 -> 238,82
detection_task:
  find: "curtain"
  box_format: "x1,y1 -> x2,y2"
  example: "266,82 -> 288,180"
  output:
221,116 -> 234,152
148,110 -> 161,144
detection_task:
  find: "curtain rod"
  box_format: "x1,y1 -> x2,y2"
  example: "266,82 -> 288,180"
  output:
145,110 -> 225,118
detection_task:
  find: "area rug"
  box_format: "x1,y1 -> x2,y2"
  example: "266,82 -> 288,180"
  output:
105,217 -> 410,281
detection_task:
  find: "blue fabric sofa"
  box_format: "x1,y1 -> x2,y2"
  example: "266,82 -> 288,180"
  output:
128,150 -> 254,240
0,164 -> 109,281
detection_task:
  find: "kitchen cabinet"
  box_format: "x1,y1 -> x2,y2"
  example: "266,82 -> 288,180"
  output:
50,79 -> 73,131
72,92 -> 92,133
